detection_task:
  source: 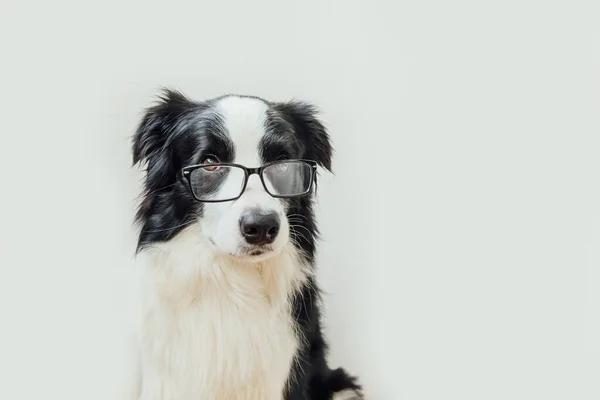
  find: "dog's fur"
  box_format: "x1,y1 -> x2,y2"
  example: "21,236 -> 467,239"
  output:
126,90 -> 362,400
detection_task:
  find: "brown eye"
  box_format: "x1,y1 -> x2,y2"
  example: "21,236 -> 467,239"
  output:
201,156 -> 220,171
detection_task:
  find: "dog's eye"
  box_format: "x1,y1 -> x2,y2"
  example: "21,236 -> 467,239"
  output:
201,156 -> 220,172
273,162 -> 289,174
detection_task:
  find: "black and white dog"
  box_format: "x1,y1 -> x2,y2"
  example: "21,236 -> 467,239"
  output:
126,90 -> 362,400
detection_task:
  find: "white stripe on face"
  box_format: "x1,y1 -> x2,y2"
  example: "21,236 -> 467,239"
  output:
201,96 -> 289,258
215,96 -> 269,167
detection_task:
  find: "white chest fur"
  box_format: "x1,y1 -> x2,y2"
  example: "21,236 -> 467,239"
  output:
137,237 -> 309,400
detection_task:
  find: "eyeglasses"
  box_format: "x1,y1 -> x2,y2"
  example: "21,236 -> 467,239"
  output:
181,159 -> 318,202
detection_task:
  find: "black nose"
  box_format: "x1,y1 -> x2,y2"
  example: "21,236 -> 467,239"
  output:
239,211 -> 280,245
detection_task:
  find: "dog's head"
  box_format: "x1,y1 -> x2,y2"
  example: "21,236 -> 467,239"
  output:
132,90 -> 332,262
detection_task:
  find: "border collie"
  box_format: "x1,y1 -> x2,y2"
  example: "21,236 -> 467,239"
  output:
126,90 -> 363,400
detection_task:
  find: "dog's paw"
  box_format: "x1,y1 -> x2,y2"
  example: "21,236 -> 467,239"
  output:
333,389 -> 364,400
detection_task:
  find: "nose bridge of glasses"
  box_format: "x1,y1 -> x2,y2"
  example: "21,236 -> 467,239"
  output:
238,173 -> 280,210
243,171 -> 265,193
246,167 -> 261,176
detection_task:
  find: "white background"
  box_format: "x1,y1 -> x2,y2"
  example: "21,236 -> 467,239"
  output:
1,1 -> 599,399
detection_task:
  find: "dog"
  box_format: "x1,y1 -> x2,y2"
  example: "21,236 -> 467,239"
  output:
126,89 -> 363,400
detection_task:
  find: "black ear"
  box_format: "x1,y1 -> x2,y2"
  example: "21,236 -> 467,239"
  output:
132,89 -> 197,197
132,89 -> 192,166
276,101 -> 333,172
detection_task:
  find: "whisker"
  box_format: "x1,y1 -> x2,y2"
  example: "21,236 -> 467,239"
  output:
289,228 -> 310,246
289,224 -> 312,237
287,219 -> 306,225
287,218 -> 310,226
287,213 -> 309,221
289,225 -> 306,244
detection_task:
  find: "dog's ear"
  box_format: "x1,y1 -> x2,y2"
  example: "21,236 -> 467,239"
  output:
132,89 -> 191,166
276,101 -> 333,172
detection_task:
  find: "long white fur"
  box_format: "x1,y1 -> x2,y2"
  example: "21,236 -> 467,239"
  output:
134,224 -> 310,400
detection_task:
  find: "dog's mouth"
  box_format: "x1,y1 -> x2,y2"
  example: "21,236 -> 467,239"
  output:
247,248 -> 266,256
208,238 -> 280,262
242,244 -> 274,256
234,244 -> 279,261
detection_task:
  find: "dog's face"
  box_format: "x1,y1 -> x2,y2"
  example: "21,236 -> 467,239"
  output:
132,91 -> 332,262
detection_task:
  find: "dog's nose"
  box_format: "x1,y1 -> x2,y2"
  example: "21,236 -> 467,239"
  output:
239,211 -> 280,245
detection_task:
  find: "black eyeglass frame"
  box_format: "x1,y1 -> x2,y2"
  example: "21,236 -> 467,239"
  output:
180,159 -> 318,203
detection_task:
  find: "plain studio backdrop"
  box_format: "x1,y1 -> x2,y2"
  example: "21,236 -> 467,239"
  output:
0,1 -> 599,399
